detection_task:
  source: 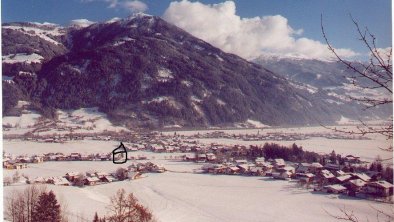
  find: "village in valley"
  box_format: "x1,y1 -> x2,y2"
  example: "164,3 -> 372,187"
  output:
3,129 -> 393,204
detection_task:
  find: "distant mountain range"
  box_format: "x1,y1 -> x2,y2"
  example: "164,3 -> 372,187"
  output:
2,14 -> 390,129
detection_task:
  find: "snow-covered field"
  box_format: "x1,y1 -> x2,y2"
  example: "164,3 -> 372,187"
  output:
162,126 -> 392,162
3,126 -> 393,221
4,167 -> 392,222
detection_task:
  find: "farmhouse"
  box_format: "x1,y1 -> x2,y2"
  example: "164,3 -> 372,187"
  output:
47,177 -> 70,186
197,154 -> 207,162
65,172 -> 80,182
346,179 -> 366,194
272,166 -> 295,180
206,153 -> 217,162
128,171 -> 142,180
84,176 -> 100,186
226,166 -> 240,175
323,184 -> 347,194
335,174 -> 353,184
296,173 -> 315,183
364,181 -> 394,197
273,159 -> 286,168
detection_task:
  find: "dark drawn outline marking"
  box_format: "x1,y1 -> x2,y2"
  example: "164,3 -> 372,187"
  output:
113,142 -> 127,164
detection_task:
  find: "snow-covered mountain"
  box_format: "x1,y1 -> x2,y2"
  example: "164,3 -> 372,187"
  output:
2,14 -> 389,129
254,55 -> 392,120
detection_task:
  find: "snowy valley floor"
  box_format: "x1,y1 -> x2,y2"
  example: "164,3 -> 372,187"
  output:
3,128 -> 393,222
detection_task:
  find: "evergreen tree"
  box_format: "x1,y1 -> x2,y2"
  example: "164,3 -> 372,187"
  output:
93,212 -> 99,222
32,191 -> 61,222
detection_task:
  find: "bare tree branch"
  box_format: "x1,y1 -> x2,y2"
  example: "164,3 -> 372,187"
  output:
320,14 -> 392,148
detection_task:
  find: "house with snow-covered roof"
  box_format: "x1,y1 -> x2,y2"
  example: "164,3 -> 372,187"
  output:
364,181 -> 393,197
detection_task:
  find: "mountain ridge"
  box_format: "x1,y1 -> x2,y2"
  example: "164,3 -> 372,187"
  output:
2,15 -> 387,129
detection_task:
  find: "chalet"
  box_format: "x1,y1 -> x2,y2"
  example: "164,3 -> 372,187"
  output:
260,162 -> 273,175
318,169 -> 336,185
255,157 -> 266,166
136,163 -> 147,172
235,159 -> 248,166
101,175 -> 117,183
32,155 -> 44,163
323,184 -> 347,194
128,147 -> 139,152
309,162 -> 324,173
52,154 -> 66,161
364,181 -> 394,197
249,166 -> 264,176
44,138 -> 55,143
100,154 -> 109,161
47,177 -> 70,186
81,154 -> 91,161
296,163 -> 310,173
165,147 -> 175,153
17,156 -> 31,163
128,171 -> 142,180
296,173 -> 315,183
273,159 -> 286,169
351,173 -> 371,182
335,175 -> 353,184
324,163 -> 341,171
344,155 -> 361,164
13,163 -> 28,170
184,153 -> 196,161
127,164 -> 138,172
3,158 -> 12,168
65,172 -> 80,182
226,166 -> 240,175
212,165 -> 227,174
95,172 -> 109,179
366,171 -> 382,181
206,153 -> 217,162
137,155 -> 148,160
237,164 -> 250,174
202,163 -> 215,173
272,167 -> 295,180
33,177 -> 46,184
68,153 -> 81,161
334,170 -> 346,177
197,154 -> 207,162
86,171 -> 97,177
84,176 -> 100,186
152,145 -> 165,153
151,165 -> 166,173
347,179 -> 366,194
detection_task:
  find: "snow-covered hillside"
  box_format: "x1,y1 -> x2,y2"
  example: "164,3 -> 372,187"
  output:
2,105 -> 127,135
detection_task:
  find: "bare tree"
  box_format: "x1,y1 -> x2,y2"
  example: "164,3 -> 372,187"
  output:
321,15 -> 394,221
106,189 -> 154,222
321,14 -> 392,151
325,205 -> 394,222
5,185 -> 47,222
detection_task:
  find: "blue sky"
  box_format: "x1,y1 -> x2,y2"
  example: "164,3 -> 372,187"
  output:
2,0 -> 392,59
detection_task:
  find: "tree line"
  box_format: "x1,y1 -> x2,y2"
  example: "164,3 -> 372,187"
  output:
5,186 -> 155,222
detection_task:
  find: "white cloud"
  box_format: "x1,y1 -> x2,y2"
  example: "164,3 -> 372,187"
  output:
84,0 -> 148,13
120,0 -> 148,13
163,0 -> 359,60
70,19 -> 95,28
370,47 -> 392,63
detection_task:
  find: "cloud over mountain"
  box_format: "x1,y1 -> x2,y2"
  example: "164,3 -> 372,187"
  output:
163,0 -> 358,60
83,0 -> 148,13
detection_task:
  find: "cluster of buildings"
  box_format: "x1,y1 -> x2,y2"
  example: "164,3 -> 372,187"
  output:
26,162 -> 165,187
197,157 -> 393,199
188,131 -> 369,141
2,151 -> 153,170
